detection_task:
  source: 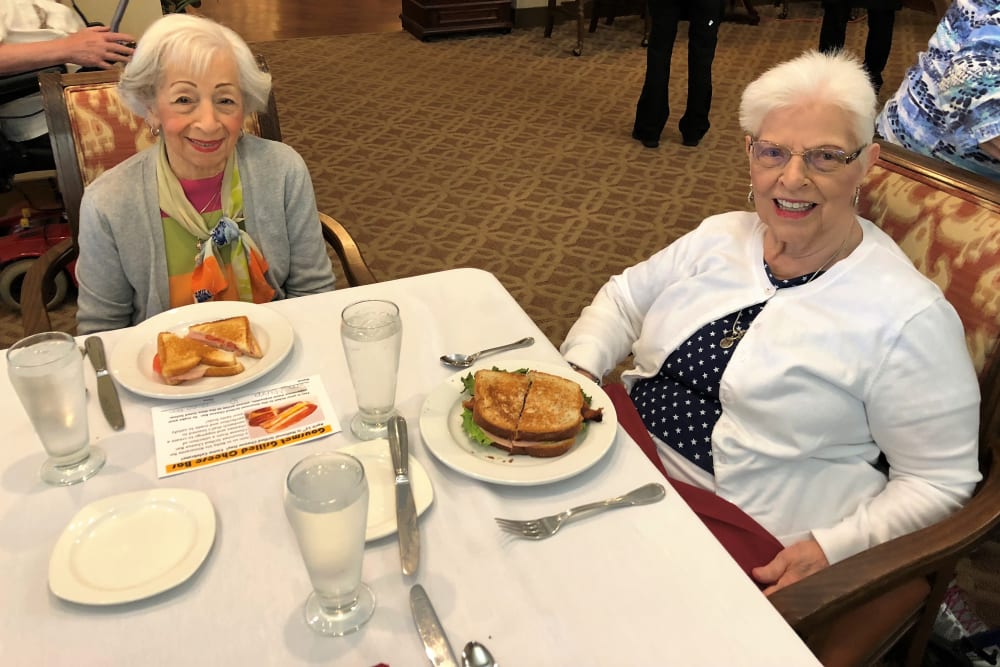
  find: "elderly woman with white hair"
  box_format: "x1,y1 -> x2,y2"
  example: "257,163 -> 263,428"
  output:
75,13 -> 335,334
561,51 -> 981,596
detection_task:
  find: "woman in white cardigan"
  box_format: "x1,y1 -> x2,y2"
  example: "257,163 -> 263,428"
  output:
561,51 -> 981,597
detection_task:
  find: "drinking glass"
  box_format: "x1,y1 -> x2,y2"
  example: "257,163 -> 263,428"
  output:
7,331 -> 105,486
340,299 -> 402,440
284,452 -> 375,636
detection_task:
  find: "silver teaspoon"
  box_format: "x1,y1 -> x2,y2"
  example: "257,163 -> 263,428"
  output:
462,641 -> 497,667
440,337 -> 534,368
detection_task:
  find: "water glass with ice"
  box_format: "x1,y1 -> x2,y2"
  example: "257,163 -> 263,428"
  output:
340,299 -> 402,440
7,331 -> 106,486
284,452 -> 374,636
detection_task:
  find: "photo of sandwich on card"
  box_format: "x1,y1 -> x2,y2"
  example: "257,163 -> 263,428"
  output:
460,369 -> 603,458
152,316 -> 263,385
245,401 -> 318,433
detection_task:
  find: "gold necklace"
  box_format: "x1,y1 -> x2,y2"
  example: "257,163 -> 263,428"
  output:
719,233 -> 852,350
198,190 -> 221,215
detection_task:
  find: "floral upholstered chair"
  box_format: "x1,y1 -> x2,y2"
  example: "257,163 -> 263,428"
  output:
21,62 -> 375,336
769,140 -> 1000,666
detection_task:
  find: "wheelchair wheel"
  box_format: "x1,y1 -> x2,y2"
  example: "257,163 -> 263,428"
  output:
0,259 -> 69,311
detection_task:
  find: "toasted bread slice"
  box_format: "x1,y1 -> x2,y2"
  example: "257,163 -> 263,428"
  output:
187,316 -> 263,358
203,361 -> 244,377
490,436 -> 577,458
517,371 -> 584,442
157,332 -> 242,384
471,369 -> 530,440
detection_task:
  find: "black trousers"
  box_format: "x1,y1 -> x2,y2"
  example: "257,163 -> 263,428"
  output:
818,1 -> 896,91
0,133 -> 55,192
633,0 -> 726,143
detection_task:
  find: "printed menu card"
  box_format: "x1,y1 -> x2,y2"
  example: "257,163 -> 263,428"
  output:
151,375 -> 340,477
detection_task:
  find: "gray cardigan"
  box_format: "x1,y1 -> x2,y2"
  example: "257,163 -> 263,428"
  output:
75,135 -> 336,334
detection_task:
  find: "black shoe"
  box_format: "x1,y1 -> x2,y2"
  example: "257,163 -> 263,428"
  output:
681,133 -> 703,147
632,129 -> 659,149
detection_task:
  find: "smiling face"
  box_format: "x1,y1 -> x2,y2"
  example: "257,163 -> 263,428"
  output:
147,51 -> 245,180
747,102 -> 878,257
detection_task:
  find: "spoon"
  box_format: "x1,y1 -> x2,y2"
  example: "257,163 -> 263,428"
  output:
462,641 -> 497,667
440,337 -> 534,368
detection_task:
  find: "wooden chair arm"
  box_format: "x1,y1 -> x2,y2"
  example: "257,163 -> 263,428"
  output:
21,238 -> 77,337
318,212 -> 376,287
770,433 -> 1000,635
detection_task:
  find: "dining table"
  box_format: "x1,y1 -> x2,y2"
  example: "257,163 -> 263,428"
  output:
0,267 -> 821,666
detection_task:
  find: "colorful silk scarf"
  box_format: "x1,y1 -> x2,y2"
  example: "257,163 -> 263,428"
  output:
156,140 -> 275,305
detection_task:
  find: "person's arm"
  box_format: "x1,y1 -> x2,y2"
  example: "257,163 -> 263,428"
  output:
0,26 -> 134,75
937,36 -> 1000,155
76,185 -> 139,334
560,255 -> 662,381
753,298 -> 981,594
278,145 -> 336,296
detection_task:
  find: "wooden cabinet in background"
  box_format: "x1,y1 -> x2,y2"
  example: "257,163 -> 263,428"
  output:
400,0 -> 513,40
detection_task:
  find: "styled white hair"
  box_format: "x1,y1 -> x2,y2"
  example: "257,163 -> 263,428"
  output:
739,50 -> 876,149
118,13 -> 271,118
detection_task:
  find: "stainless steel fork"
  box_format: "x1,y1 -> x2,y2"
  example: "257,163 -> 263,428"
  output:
494,483 -> 666,539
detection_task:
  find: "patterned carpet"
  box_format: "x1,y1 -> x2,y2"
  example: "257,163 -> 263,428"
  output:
4,2 -> 998,634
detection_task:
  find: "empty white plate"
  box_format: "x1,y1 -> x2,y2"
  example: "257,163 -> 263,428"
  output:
49,489 -> 216,605
339,440 -> 434,541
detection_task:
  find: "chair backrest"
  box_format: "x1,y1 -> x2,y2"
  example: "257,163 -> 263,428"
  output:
39,59 -> 282,243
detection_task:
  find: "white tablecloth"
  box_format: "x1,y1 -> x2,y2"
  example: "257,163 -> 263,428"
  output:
0,268 -> 820,666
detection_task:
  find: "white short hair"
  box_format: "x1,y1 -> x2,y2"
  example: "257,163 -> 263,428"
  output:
118,13 -> 271,118
739,50 -> 876,148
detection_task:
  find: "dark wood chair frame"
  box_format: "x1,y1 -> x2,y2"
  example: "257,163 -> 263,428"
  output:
21,62 -> 375,337
769,141 -> 1000,666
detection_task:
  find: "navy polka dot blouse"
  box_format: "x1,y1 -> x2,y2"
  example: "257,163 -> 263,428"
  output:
630,263 -> 822,475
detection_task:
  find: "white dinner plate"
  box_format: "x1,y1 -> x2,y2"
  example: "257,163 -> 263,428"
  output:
109,301 -> 294,400
419,360 -> 618,486
339,440 -> 434,542
49,488 -> 216,605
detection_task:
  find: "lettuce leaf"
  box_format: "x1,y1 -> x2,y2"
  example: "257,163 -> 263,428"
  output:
462,407 -> 494,447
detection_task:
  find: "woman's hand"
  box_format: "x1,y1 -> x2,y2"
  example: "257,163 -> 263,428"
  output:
751,538 -> 830,596
567,362 -> 599,384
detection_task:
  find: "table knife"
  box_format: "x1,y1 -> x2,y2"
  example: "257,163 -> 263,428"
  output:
84,336 -> 125,431
388,414 -> 419,575
410,584 -> 459,667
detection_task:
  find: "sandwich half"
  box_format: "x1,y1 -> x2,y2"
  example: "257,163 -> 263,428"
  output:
156,332 -> 245,385
187,316 -> 263,358
463,369 -> 602,458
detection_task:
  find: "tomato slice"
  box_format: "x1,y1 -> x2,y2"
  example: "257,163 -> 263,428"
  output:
152,353 -> 161,375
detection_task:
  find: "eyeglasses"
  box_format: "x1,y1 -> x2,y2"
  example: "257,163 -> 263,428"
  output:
750,140 -> 865,173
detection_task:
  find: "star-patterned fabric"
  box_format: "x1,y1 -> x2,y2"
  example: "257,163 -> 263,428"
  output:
631,264 -> 823,475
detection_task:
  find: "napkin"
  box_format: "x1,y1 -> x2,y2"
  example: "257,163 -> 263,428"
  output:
604,383 -> 783,581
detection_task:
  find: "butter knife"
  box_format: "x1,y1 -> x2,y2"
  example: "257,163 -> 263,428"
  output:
410,584 -> 459,667
388,414 -> 419,575
84,336 -> 125,431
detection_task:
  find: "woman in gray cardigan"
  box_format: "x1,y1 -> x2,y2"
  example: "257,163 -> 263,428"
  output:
75,14 -> 335,334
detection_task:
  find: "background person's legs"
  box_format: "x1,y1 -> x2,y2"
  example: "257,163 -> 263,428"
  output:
633,1 -> 684,148
819,0 -> 851,52
863,8 -> 896,93
678,0 -> 725,146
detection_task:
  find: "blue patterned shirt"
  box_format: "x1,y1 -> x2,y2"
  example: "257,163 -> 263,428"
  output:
876,0 -> 1000,179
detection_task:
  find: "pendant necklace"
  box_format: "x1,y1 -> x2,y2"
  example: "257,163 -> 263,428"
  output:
719,233 -> 852,350
198,190 -> 221,215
